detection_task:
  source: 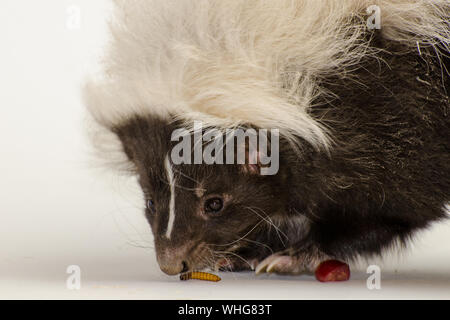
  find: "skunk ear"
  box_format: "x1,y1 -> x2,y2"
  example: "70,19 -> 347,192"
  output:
240,138 -> 275,175
238,129 -> 279,176
241,147 -> 263,175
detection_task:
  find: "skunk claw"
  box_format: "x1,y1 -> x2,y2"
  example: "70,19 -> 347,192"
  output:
256,253 -> 307,275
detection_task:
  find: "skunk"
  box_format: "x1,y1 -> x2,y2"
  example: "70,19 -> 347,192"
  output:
84,0 -> 449,275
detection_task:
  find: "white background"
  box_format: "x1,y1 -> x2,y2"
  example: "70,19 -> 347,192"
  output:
0,0 -> 449,299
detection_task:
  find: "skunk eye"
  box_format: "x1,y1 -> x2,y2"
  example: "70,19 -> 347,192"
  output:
147,199 -> 156,213
204,197 -> 224,214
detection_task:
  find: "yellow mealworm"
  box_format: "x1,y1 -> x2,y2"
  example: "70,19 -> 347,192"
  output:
179,272 -> 221,282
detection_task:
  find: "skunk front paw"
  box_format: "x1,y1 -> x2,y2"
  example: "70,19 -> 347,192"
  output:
255,253 -> 304,274
255,246 -> 331,275
214,257 -> 259,272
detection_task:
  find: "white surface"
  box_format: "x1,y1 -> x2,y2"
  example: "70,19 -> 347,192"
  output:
0,0 -> 449,300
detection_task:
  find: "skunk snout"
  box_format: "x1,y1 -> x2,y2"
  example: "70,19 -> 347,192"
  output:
156,246 -> 191,276
159,259 -> 189,276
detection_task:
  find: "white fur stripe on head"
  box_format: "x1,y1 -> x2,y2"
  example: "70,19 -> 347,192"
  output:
164,155 -> 176,239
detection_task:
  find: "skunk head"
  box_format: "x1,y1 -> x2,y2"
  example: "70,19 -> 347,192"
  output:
114,116 -> 287,275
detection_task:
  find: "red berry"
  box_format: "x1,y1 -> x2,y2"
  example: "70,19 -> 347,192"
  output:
315,260 -> 350,282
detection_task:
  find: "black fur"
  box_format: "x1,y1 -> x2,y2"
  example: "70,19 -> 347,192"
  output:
296,33 -> 450,261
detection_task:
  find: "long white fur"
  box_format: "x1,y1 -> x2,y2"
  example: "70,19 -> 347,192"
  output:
84,0 -> 449,153
164,155 -> 176,239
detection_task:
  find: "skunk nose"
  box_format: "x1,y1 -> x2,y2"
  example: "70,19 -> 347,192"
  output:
181,261 -> 189,273
159,260 -> 189,275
